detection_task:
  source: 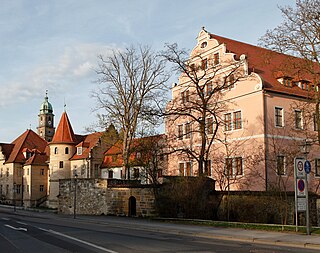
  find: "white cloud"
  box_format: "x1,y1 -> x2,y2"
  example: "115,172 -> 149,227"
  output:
0,42 -> 118,108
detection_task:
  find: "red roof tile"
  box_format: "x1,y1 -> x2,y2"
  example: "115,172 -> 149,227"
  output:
51,112 -> 76,144
6,129 -> 47,164
209,33 -> 319,97
24,152 -> 48,166
101,134 -> 165,168
0,143 -> 14,160
70,132 -> 103,160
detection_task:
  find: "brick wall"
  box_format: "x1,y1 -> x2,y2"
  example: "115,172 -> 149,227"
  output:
58,178 -> 156,217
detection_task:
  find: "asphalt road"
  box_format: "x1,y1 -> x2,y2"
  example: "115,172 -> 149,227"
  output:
0,207 -> 318,253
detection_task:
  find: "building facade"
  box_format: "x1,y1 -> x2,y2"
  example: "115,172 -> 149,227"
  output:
47,111 -> 110,208
165,28 -> 320,194
101,135 -> 167,184
0,130 -> 48,207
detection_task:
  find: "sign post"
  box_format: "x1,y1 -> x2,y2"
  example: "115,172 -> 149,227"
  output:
304,160 -> 311,235
294,158 -> 311,234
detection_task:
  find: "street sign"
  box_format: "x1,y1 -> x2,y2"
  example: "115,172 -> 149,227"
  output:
297,197 -> 307,211
297,179 -> 306,196
304,160 -> 311,174
295,159 -> 305,178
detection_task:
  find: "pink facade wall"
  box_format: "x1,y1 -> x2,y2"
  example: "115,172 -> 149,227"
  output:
165,29 -> 320,194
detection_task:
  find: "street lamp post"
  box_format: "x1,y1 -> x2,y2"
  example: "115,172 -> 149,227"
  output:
13,183 -> 16,213
73,172 -> 78,219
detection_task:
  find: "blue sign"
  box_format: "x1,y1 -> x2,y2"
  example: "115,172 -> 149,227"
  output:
304,160 -> 311,174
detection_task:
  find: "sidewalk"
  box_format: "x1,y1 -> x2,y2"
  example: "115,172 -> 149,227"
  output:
75,215 -> 320,250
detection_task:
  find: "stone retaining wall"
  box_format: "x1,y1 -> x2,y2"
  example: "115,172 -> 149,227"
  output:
58,178 -> 156,217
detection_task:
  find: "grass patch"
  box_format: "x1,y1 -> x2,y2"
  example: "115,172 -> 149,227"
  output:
154,218 -> 320,235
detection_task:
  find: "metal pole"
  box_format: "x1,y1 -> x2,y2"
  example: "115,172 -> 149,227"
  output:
13,183 -> 16,213
305,172 -> 310,235
294,159 -> 298,232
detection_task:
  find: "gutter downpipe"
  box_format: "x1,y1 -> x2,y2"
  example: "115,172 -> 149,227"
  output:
263,90 -> 268,191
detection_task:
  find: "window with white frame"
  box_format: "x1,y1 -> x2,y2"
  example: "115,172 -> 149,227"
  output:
178,161 -> 192,176
178,125 -> 183,140
77,147 -> 82,155
225,157 -> 243,177
224,111 -> 242,131
185,122 -> 191,139
276,155 -> 286,175
294,110 -> 303,129
207,117 -> 214,134
181,90 -> 189,104
206,81 -> 213,96
275,107 -> 284,127
233,111 -> 242,130
201,58 -> 208,70
224,113 -> 232,131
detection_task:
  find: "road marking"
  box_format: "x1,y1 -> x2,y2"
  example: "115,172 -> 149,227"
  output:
38,227 -> 118,253
2,218 -> 10,220
16,221 -> 28,226
5,224 -> 28,232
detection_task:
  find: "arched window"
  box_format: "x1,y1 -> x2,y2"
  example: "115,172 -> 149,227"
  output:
65,147 -> 69,154
54,147 -> 58,154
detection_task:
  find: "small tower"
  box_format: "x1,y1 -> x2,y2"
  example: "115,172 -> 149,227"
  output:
37,91 -> 55,142
48,111 -> 77,208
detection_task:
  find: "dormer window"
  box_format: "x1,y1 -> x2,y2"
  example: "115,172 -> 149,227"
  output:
77,147 -> 82,155
299,80 -> 310,90
278,77 -> 292,87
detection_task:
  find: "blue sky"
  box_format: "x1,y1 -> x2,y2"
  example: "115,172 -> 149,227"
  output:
0,0 -> 295,142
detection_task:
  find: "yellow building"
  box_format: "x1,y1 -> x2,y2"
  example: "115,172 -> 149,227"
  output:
47,111 -> 109,208
0,130 -> 48,207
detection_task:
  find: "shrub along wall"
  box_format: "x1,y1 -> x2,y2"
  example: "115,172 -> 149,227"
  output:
155,177 -> 320,226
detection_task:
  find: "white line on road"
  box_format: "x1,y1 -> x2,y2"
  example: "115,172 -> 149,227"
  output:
37,227 -> 119,253
1,218 -> 10,220
5,224 -> 28,232
16,221 -> 28,226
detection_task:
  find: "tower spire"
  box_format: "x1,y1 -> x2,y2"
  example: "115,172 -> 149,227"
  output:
37,91 -> 55,142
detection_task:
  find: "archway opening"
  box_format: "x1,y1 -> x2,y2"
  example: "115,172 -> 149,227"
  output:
128,196 -> 136,217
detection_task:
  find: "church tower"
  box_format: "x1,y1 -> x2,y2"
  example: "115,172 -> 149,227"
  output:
37,91 -> 55,142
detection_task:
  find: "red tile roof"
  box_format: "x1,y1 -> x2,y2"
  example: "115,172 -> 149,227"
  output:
51,112 -> 77,144
24,152 -> 48,166
101,134 -> 165,168
209,33 -> 319,98
70,132 -> 103,160
0,143 -> 14,158
5,129 -> 48,164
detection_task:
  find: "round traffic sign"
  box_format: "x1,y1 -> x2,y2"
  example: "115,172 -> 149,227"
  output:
297,161 -> 304,171
304,160 -> 311,174
298,179 -> 305,192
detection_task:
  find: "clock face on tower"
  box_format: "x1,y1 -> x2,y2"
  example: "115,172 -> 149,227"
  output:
48,121 -> 52,125
40,121 -> 43,126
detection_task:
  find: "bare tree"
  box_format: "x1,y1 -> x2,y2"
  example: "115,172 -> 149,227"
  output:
259,0 -> 320,143
129,134 -> 167,192
162,43 -> 245,176
93,45 -> 169,179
